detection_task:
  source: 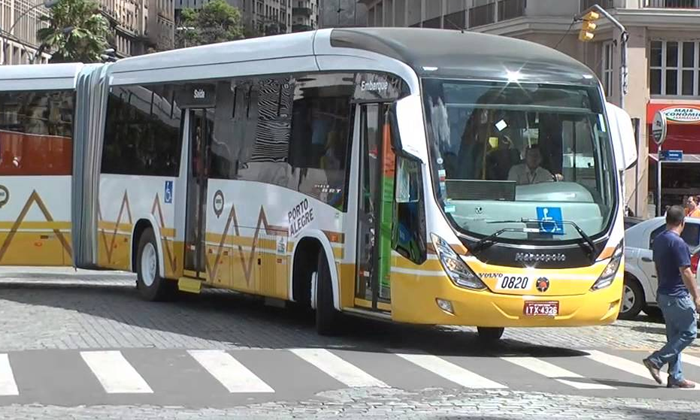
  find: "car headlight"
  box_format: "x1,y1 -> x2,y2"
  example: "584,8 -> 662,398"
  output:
591,242 -> 623,291
431,234 -> 486,290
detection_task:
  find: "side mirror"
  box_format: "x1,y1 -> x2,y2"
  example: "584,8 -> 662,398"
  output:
606,102 -> 638,170
390,96 -> 425,162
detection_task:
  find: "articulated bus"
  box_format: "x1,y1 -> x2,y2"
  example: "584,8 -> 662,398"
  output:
0,28 -> 638,341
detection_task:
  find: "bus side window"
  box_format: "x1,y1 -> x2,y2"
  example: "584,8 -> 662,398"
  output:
288,73 -> 354,211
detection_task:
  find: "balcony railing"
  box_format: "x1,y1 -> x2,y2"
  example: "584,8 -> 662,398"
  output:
498,0 -> 526,21
580,0 -> 615,11
292,7 -> 312,17
469,3 -> 495,28
422,16 -> 441,28
443,10 -> 466,30
646,0 -> 700,8
292,24 -> 314,32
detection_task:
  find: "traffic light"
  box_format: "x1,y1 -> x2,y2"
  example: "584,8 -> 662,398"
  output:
578,10 -> 600,42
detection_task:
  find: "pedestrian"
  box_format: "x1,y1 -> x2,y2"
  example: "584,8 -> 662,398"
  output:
643,205 -> 700,388
685,196 -> 700,218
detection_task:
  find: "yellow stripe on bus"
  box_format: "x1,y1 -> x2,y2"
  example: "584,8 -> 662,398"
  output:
0,221 -> 72,230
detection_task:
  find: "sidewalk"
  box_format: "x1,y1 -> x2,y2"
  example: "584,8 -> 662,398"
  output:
0,266 -> 135,280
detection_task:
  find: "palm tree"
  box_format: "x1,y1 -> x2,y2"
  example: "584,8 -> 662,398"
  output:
37,0 -> 110,63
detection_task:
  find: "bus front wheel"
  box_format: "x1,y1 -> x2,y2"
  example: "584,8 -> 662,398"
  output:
315,252 -> 341,336
136,228 -> 175,301
477,327 -> 504,343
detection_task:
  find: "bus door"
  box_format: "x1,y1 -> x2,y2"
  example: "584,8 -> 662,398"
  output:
184,109 -> 212,278
355,103 -> 393,310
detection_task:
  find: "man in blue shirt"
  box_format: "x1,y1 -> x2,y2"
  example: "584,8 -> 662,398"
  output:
643,205 -> 700,388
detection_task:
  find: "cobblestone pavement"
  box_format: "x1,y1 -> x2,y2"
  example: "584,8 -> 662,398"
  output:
0,273 -> 693,353
0,388 -> 698,419
1,270 -> 700,419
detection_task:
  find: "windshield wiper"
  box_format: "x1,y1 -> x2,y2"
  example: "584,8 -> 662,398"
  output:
470,218 -> 596,262
470,227 -> 527,254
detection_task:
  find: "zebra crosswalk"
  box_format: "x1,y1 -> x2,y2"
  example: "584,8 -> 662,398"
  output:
0,347 -> 698,405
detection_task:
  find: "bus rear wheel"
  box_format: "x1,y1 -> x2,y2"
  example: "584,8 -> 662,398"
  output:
136,228 -> 175,301
477,327 -> 504,343
315,251 -> 341,336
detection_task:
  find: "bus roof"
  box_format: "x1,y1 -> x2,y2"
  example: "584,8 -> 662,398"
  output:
108,28 -> 598,88
0,63 -> 87,90
329,28 -> 598,86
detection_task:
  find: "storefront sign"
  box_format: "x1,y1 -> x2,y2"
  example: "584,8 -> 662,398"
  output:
652,110 -> 668,146
663,107 -> 700,124
659,150 -> 683,162
647,104 -> 700,126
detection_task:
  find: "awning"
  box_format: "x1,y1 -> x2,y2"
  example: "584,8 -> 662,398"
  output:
649,153 -> 700,164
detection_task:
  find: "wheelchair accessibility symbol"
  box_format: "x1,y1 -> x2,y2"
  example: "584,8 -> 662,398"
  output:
164,181 -> 173,204
536,207 -> 564,235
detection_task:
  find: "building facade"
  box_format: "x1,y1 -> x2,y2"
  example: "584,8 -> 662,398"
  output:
175,0 -> 319,35
320,0 -> 367,27
292,0 -> 318,32
360,0 -> 700,218
0,0 -> 175,65
0,0 -> 52,65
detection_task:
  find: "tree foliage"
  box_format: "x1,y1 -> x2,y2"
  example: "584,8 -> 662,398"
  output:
37,0 -> 110,63
176,0 -> 245,48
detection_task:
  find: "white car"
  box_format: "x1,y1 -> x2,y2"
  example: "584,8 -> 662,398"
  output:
622,217 -> 700,319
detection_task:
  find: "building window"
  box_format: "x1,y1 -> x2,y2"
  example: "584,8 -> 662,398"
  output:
602,41 -> 614,98
650,40 -> 699,97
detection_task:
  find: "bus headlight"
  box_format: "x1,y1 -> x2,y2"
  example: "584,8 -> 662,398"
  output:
591,242 -> 623,291
431,234 -> 486,290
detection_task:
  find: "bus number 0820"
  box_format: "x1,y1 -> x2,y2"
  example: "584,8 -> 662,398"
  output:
499,276 -> 529,290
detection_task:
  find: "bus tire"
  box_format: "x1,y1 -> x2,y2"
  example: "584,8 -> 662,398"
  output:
477,327 -> 504,343
315,251 -> 341,336
136,228 -> 174,302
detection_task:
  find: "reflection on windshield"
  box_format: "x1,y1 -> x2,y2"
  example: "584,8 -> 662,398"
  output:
423,79 -> 616,242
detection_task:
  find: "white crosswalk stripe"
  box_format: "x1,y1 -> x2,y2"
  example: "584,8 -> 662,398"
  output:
0,354 -> 18,396
502,356 -> 613,390
188,350 -> 274,393
681,354 -> 700,368
585,350 -> 655,381
398,353 -> 506,389
81,351 -> 153,394
586,349 -> 700,389
290,349 -> 388,388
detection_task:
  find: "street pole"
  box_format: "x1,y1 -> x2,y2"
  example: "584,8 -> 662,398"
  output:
657,145 -> 662,216
2,0 -> 60,65
577,5 -> 628,108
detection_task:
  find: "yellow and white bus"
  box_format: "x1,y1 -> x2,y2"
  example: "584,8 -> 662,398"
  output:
0,28 -> 637,341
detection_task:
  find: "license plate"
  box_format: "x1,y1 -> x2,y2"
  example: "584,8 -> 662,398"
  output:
524,301 -> 559,317
495,275 -> 532,291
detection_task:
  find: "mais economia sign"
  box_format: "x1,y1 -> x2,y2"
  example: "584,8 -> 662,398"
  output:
647,104 -> 700,125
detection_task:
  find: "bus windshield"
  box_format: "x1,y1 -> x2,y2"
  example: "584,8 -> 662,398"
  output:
422,79 -> 616,244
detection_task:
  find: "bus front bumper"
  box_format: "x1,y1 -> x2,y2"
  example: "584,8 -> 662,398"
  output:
390,274 -> 623,328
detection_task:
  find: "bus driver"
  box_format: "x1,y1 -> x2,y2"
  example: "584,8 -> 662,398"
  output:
508,145 -> 563,185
